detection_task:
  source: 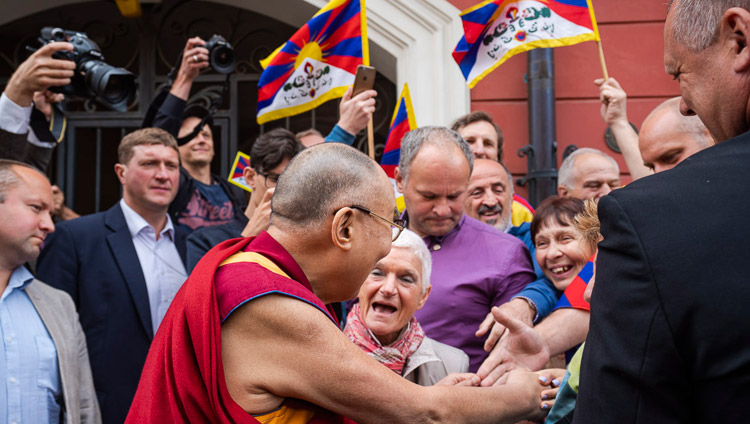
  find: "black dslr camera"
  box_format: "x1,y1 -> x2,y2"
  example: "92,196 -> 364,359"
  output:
203,35 -> 236,74
34,27 -> 136,111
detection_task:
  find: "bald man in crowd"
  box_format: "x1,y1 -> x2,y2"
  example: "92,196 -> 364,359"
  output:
557,148 -> 621,201
597,77 -> 713,178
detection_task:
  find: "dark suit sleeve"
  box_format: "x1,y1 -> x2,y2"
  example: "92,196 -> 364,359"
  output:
152,93 -> 186,138
0,128 -> 54,171
37,223 -> 81,307
573,195 -> 689,424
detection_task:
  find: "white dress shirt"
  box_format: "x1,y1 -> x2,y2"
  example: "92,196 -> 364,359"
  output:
119,199 -> 187,334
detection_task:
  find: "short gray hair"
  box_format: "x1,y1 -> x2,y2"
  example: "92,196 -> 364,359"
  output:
397,126 -> 474,183
391,228 -> 432,294
558,148 -> 619,189
271,143 -> 384,227
669,0 -> 750,51
0,159 -> 44,203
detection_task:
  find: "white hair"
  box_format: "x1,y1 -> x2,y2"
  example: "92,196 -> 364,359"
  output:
669,0 -> 750,51
558,148 -> 619,189
391,228 -> 432,294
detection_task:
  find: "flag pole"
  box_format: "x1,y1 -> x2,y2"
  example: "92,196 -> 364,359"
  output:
597,40 -> 609,80
367,119 -> 375,159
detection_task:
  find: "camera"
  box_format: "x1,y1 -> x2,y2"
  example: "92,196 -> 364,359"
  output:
203,35 -> 236,74
35,27 -> 136,112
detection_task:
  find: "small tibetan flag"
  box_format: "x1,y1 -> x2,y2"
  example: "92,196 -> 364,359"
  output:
453,0 -> 601,88
381,84 -> 416,213
381,84 -> 416,179
227,151 -> 252,192
554,255 -> 594,311
257,0 -> 368,124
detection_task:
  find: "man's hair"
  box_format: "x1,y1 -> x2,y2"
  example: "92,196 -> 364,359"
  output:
669,0 -> 750,51
251,128 -> 304,173
391,228 -> 432,294
558,148 -> 619,189
398,126 -> 474,184
0,159 -> 46,203
119,127 -> 179,164
271,143 -> 384,227
295,128 -> 323,139
530,196 -> 586,246
450,111 -> 504,161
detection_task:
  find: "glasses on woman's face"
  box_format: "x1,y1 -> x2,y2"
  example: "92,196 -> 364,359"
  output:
255,169 -> 280,188
349,205 -> 406,242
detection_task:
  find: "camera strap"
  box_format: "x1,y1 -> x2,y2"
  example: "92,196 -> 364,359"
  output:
176,73 -> 230,145
29,103 -> 66,144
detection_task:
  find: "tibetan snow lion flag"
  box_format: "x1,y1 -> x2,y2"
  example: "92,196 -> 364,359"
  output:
381,84 -> 416,179
256,0 -> 369,124
227,151 -> 252,192
453,0 -> 601,88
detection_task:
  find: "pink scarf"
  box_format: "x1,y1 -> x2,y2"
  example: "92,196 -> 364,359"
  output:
344,303 -> 425,375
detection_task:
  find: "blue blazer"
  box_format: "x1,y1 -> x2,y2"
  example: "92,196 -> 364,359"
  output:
37,202 -> 187,424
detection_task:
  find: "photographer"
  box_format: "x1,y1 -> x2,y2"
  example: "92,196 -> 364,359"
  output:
0,42 -> 80,222
0,42 -> 73,170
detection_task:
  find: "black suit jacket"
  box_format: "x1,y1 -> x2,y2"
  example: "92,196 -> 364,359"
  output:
36,202 -> 187,424
574,132 -> 750,423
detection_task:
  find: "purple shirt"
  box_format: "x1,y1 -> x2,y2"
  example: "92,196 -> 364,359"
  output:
413,215 -> 535,371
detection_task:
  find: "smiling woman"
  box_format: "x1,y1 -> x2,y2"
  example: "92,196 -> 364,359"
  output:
344,228 -> 472,386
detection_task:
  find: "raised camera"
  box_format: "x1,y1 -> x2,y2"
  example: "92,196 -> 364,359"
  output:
36,27 -> 136,112
203,35 -> 236,74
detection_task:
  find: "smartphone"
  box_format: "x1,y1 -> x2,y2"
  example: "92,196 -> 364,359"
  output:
352,65 -> 376,96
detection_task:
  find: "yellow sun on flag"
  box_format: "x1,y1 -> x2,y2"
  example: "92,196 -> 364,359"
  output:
294,41 -> 324,70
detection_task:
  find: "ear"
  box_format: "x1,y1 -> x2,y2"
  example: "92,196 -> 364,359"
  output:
331,207 -> 356,251
416,284 -> 432,310
723,8 -> 750,72
394,167 -> 405,194
557,185 -> 569,197
114,163 -> 127,185
244,166 -> 257,189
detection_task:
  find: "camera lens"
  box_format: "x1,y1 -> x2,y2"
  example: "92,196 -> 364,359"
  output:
210,45 -> 236,74
82,59 -> 136,111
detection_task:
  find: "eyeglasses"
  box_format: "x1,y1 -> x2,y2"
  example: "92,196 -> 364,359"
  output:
349,205 -> 406,242
256,169 -> 280,187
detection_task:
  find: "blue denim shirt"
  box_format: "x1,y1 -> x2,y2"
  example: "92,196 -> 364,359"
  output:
0,266 -> 61,424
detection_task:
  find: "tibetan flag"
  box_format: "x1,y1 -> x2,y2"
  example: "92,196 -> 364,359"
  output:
453,0 -> 601,88
227,151 -> 252,192
382,84 -> 416,213
381,84 -> 416,179
256,0 -> 369,124
553,255 -> 594,311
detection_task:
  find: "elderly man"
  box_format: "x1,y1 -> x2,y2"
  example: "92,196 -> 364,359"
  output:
557,148 -> 620,200
452,112 -> 535,226
0,160 -> 100,424
37,128 -> 188,423
574,0 -> 750,422
126,142 -> 550,424
597,77 -> 713,177
394,127 -> 535,372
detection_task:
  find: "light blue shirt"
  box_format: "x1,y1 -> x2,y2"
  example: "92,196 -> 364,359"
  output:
120,199 -> 187,334
0,266 -> 62,424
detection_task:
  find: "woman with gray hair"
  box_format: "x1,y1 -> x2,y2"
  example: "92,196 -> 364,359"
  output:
344,228 -> 473,386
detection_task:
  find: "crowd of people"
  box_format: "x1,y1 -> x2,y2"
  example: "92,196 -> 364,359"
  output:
0,0 -> 748,423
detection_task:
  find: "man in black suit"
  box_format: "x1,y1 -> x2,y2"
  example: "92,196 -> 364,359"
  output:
37,127 -> 188,423
574,1 -> 750,422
